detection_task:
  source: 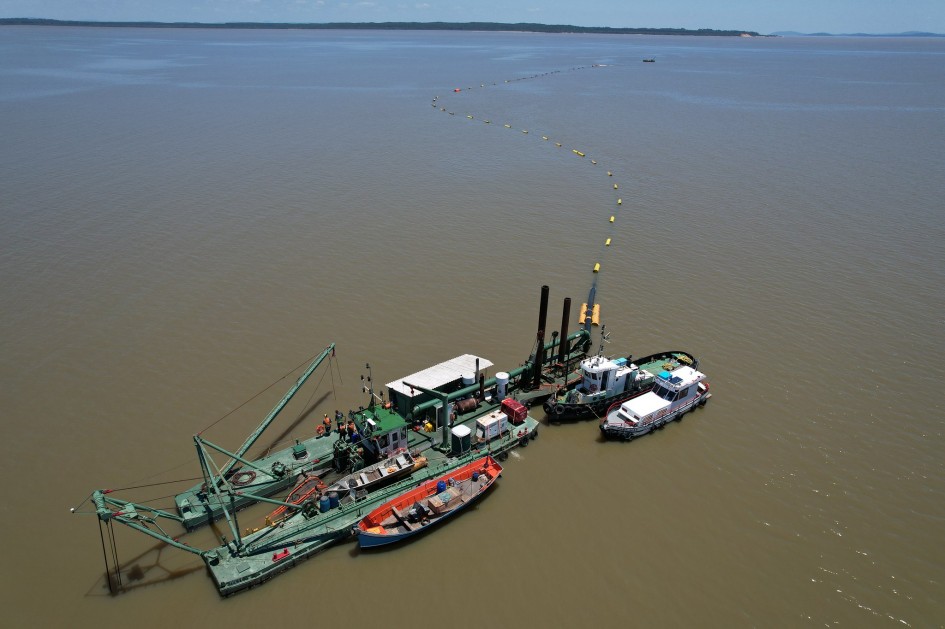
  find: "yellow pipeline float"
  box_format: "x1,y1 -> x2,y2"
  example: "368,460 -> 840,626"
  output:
579,302 -> 602,325
436,63 -> 632,305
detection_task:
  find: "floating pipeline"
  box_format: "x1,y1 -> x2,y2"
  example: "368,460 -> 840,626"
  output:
431,63 -> 630,283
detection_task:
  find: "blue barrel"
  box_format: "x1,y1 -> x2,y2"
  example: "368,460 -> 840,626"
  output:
319,495 -> 331,513
436,480 -> 447,493
472,472 -> 479,482
328,491 -> 339,509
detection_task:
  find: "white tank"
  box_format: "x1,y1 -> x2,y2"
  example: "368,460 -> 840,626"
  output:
495,372 -> 509,399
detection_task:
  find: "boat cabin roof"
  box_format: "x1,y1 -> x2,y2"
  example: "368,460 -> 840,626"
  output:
620,393 -> 665,419
581,355 -> 627,375
354,405 -> 409,435
655,365 -> 704,391
387,354 -> 493,399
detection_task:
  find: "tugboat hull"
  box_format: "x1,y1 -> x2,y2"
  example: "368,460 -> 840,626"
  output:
544,351 -> 697,422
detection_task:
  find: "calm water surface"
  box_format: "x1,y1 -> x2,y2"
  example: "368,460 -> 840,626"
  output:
1,27 -> 944,627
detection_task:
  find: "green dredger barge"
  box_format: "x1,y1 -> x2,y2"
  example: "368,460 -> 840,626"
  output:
84,286 -> 592,595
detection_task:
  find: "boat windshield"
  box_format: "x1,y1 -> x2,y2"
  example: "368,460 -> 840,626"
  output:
652,384 -> 676,401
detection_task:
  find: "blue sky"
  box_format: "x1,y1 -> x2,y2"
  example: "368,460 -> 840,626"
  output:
2,0 -> 943,35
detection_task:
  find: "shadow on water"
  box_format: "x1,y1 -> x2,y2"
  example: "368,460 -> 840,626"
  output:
85,391 -> 342,598
85,539 -> 205,598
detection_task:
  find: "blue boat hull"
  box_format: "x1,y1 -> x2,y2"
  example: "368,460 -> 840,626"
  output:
358,485 -> 484,548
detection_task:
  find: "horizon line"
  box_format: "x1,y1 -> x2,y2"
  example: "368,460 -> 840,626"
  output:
0,18 -> 763,36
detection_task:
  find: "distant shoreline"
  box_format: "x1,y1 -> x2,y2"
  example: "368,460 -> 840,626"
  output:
0,18 -> 763,37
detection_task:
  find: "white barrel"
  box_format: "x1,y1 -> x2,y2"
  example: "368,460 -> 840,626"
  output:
462,373 -> 475,387
495,372 -> 510,400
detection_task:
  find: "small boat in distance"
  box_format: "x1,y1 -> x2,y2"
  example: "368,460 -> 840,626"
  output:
357,455 -> 502,548
643,58 -> 656,63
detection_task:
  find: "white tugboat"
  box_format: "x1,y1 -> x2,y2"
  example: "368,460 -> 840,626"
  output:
599,364 -> 710,440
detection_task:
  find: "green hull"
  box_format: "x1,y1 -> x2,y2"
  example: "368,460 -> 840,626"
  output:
84,289 -> 585,596
177,336 -> 584,530
206,415 -> 538,596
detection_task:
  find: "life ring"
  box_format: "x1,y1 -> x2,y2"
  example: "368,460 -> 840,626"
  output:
387,467 -> 396,474
517,430 -> 524,438
231,470 -> 257,486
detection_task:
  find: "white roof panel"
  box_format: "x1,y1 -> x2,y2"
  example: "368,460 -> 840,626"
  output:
623,392 -> 669,419
387,354 -> 493,398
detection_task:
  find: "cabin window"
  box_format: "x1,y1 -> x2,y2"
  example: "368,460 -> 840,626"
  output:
380,434 -> 389,447
678,386 -> 689,400
652,384 -> 673,400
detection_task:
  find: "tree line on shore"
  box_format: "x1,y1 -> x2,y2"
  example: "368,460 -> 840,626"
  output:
0,18 -> 760,37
